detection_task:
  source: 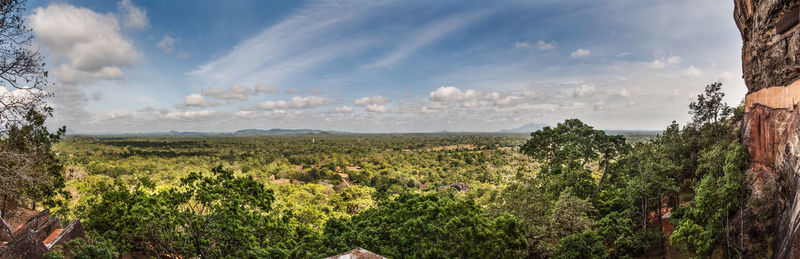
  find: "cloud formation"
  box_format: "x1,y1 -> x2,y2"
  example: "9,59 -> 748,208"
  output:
258,96 -> 338,110
183,94 -> 219,107
117,0 -> 148,29
203,83 -> 278,101
29,3 -> 139,85
536,40 -> 556,50
682,65 -> 703,77
570,48 -> 590,57
158,35 -> 176,53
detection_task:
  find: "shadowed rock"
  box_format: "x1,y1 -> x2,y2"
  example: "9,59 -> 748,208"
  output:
0,230 -> 47,259
734,0 -> 800,257
11,209 -> 49,238
45,218 -> 85,256
0,217 -> 12,243
34,217 -> 61,243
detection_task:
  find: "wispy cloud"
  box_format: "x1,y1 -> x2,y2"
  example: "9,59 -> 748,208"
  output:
363,10 -> 492,69
190,1 -> 386,85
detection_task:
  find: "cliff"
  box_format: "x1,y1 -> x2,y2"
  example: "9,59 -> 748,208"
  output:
735,0 -> 800,257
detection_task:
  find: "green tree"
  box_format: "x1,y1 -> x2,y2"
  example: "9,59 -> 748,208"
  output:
84,166 -> 308,258
321,192 -> 527,258
670,142 -> 749,257
0,0 -> 64,216
553,230 -> 609,259
521,119 -> 629,200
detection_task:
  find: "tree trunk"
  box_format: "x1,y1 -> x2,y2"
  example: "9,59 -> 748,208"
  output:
595,164 -> 608,194
642,197 -> 647,231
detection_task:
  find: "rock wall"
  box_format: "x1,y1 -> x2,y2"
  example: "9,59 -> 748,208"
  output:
735,0 -> 800,258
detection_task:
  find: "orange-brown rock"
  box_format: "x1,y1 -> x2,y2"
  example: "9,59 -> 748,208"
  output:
734,0 -> 800,257
0,210 -> 85,259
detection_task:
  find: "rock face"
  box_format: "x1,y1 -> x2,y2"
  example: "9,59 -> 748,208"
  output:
735,0 -> 800,258
0,210 -> 85,258
735,0 -> 800,93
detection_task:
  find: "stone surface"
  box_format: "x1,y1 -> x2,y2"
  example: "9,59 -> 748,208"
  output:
46,218 -> 85,256
0,230 -> 48,259
0,210 -> 85,259
34,217 -> 61,242
745,80 -> 800,112
734,0 -> 800,257
11,209 -> 49,237
735,0 -> 800,93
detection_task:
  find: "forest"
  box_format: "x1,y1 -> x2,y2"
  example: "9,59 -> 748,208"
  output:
0,83 -> 753,258
0,0 -> 771,257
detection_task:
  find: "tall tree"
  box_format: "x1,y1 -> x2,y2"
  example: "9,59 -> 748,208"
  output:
0,0 -> 63,216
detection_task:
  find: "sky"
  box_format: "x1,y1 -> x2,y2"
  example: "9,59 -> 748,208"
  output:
21,0 -> 744,133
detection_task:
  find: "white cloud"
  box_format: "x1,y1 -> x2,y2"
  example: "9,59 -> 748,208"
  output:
183,94 -> 218,107
258,100 -> 289,110
258,96 -> 338,110
254,83 -> 279,94
430,86 -> 478,102
573,84 -> 596,98
365,104 -> 388,113
682,65 -> 703,77
117,0 -> 148,29
203,84 -> 254,100
536,40 -> 556,50
333,106 -> 353,113
520,89 -> 541,99
570,48 -> 590,57
203,83 -> 278,101
514,41 -> 530,48
290,96 -> 337,108
644,56 -> 681,69
617,88 -> 631,97
190,1 -> 387,85
29,3 -> 139,85
354,95 -> 391,106
160,110 -> 221,121
366,10 -> 490,68
158,35 -> 176,53
667,56 -> 682,64
645,59 -> 665,69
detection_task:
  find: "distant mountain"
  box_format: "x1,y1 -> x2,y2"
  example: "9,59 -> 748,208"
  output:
233,128 -> 335,135
500,123 -> 548,133
168,130 -> 213,136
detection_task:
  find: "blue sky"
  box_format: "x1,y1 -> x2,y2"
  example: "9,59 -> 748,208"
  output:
24,0 -> 744,133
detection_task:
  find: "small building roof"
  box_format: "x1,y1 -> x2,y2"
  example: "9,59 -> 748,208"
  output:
326,247 -> 387,259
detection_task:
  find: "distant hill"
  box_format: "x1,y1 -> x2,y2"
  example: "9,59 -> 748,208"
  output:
500,123 -> 548,133
603,130 -> 660,138
233,128 -> 335,135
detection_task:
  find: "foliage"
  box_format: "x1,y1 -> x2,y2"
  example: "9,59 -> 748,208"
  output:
553,230 -> 609,259
83,166 -> 308,258
670,142 -> 749,256
43,237 -> 119,259
320,192 -> 528,258
0,0 -> 64,215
